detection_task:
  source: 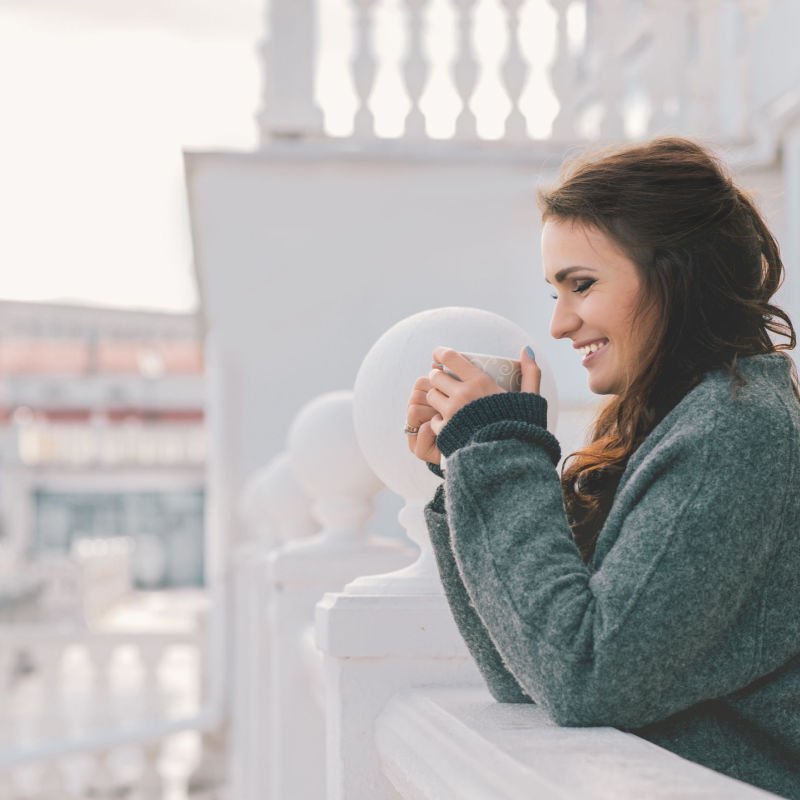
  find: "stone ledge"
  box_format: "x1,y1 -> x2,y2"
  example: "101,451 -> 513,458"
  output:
375,687 -> 782,799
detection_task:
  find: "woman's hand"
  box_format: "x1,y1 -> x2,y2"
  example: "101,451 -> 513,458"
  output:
406,345 -> 541,466
406,375 -> 443,465
425,345 -> 542,425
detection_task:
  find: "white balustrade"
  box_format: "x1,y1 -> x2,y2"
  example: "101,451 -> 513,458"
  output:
0,625 -> 212,797
548,0 -> 578,140
315,306 -> 558,800
499,0 -> 528,141
258,0 -> 325,140
353,0 -> 379,139
230,452 -> 319,800
255,0 -> 765,146
403,0 -> 431,139
452,0 -> 480,140
268,390 -> 415,800
137,742 -> 163,798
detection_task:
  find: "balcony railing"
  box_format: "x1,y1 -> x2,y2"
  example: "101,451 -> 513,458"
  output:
258,0 -> 768,146
0,622 -> 221,798
227,307 -> 781,799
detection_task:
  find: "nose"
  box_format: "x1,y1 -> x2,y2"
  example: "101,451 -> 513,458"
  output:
549,297 -> 581,341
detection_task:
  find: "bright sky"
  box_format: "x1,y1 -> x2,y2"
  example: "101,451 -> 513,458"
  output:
0,0 -> 565,313
0,1 -> 261,312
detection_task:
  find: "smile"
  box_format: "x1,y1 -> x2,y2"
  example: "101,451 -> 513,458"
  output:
579,339 -> 609,364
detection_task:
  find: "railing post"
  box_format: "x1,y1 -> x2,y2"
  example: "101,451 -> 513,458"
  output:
316,306 -> 558,800
257,0 -> 325,143
452,0 -> 480,140
230,452 -> 318,800
500,0 -> 529,141
403,0 -> 432,139
268,391 -> 415,800
352,0 -> 379,139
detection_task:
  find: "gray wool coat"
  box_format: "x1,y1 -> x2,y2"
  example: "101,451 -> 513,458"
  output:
424,353 -> 800,799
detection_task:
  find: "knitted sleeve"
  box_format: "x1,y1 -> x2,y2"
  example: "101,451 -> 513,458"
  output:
423,392 -> 557,703
437,391 -> 793,730
425,483 -> 533,703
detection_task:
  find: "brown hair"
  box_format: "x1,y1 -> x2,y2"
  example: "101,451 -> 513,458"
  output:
538,137 -> 798,563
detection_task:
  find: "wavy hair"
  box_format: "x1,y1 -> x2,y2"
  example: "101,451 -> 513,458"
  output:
538,137 -> 798,563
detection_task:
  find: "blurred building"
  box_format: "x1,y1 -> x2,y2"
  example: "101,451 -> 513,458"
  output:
0,299 -> 206,590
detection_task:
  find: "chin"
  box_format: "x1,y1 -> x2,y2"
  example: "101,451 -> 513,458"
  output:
587,373 -> 618,396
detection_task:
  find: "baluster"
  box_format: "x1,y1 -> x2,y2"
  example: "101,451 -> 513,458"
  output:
186,728 -> 227,796
452,0 -> 480,140
268,391 -> 415,799
643,0 -> 687,135
257,0 -> 324,140
36,762 -> 63,798
0,647 -> 15,723
233,453 -> 316,800
685,0 -> 722,137
403,0 -> 432,138
135,742 -> 162,799
549,0 -> 579,140
90,641 -> 116,715
137,641 -> 163,718
352,0 -> 379,139
593,0 -> 626,140
728,0 -> 766,141
35,642 -> 64,738
499,0 -> 528,141
86,750 -> 115,797
317,306 -> 559,798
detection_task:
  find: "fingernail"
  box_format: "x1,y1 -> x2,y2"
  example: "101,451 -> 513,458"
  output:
525,346 -> 536,361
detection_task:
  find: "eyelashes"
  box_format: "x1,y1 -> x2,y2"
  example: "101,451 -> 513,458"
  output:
549,278 -> 596,300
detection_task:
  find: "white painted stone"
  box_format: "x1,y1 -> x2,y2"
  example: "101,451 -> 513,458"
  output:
239,452 -> 319,545
231,451 -> 319,800
315,307 -> 557,799
376,687 -> 783,799
349,305 -> 558,595
287,390 -> 384,539
269,391 -> 415,800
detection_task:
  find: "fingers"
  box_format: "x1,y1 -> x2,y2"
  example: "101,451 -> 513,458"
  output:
520,345 -> 542,394
431,346 -> 480,382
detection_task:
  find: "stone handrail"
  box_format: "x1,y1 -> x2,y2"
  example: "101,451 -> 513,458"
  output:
376,688 -> 783,799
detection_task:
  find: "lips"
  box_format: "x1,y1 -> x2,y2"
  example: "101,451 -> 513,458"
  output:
578,338 -> 609,365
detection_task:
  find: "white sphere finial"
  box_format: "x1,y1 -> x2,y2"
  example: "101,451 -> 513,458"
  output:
239,452 -> 319,547
287,390 -> 384,540
349,306 -> 558,594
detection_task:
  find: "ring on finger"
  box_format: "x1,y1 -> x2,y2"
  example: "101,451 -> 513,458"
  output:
404,424 -> 420,435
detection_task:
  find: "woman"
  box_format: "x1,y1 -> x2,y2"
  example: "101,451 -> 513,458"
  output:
406,137 -> 800,798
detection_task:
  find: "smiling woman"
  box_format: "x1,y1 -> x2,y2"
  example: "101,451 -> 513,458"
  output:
408,138 -> 800,799
542,218 -> 655,396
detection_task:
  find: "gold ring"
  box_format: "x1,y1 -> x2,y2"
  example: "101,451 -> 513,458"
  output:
404,424 -> 420,435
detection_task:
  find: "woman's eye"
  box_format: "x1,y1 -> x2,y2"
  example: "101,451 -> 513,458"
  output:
573,278 -> 596,294
549,291 -> 557,301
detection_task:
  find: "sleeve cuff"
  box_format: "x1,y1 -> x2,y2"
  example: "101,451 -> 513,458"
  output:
436,392 -> 561,465
427,461 -> 445,479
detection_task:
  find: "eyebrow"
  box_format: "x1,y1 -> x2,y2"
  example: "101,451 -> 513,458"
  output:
544,265 -> 599,284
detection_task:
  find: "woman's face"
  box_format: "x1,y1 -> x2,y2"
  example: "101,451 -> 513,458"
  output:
542,218 -> 656,395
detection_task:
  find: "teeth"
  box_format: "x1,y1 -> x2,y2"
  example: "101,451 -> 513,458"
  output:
580,341 -> 608,356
